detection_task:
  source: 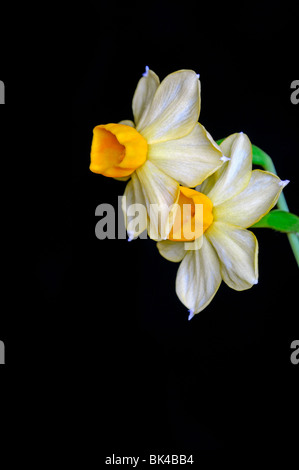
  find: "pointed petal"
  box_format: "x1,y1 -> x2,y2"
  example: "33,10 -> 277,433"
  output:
196,134 -> 239,194
122,173 -> 147,238
214,170 -> 285,227
137,70 -> 201,144
206,221 -> 258,290
156,240 -> 186,262
148,123 -> 223,187
206,133 -> 252,206
175,235 -> 222,314
132,69 -> 160,128
136,160 -> 180,240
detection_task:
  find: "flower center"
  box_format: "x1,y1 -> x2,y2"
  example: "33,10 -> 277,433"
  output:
90,123 -> 148,177
168,186 -> 213,241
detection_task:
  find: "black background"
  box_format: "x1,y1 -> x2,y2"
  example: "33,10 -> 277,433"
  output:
1,0 -> 299,461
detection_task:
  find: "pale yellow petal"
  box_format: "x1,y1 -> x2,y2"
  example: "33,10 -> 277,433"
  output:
137,70 -> 201,144
122,173 -> 147,238
175,235 -> 222,315
156,240 -> 186,262
136,160 -> 180,240
206,221 -> 258,290
219,132 -> 240,159
132,69 -> 160,128
214,170 -> 285,227
148,123 -> 223,187
195,134 -> 236,194
206,133 -> 252,206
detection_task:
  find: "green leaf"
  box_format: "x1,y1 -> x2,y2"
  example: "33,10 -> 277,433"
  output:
251,210 -> 299,233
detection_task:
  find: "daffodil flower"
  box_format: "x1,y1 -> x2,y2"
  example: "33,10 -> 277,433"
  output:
157,132 -> 289,318
90,67 -> 224,239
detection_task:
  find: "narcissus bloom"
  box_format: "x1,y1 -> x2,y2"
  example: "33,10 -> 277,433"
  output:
90,67 -> 224,239
157,132 -> 289,318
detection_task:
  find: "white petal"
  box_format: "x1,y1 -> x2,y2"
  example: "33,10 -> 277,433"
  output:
214,170 -> 284,227
206,221 -> 258,290
148,123 -> 223,187
196,134 -> 236,194
156,240 -> 186,262
137,70 -> 201,144
175,235 -> 222,314
132,69 -> 160,128
206,133 -> 252,206
136,160 -> 180,240
122,173 -> 147,238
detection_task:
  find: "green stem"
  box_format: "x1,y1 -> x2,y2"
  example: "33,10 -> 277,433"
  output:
252,145 -> 299,267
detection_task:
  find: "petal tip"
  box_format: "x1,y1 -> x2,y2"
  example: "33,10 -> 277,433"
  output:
127,231 -> 134,242
220,155 -> 230,162
279,179 -> 290,188
188,309 -> 195,321
142,65 -> 149,77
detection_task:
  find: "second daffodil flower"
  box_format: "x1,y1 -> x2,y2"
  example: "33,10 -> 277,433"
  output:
90,67 -> 224,240
157,132 -> 289,319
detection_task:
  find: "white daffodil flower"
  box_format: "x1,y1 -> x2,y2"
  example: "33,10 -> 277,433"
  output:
90,67 -> 224,240
157,132 -> 289,318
